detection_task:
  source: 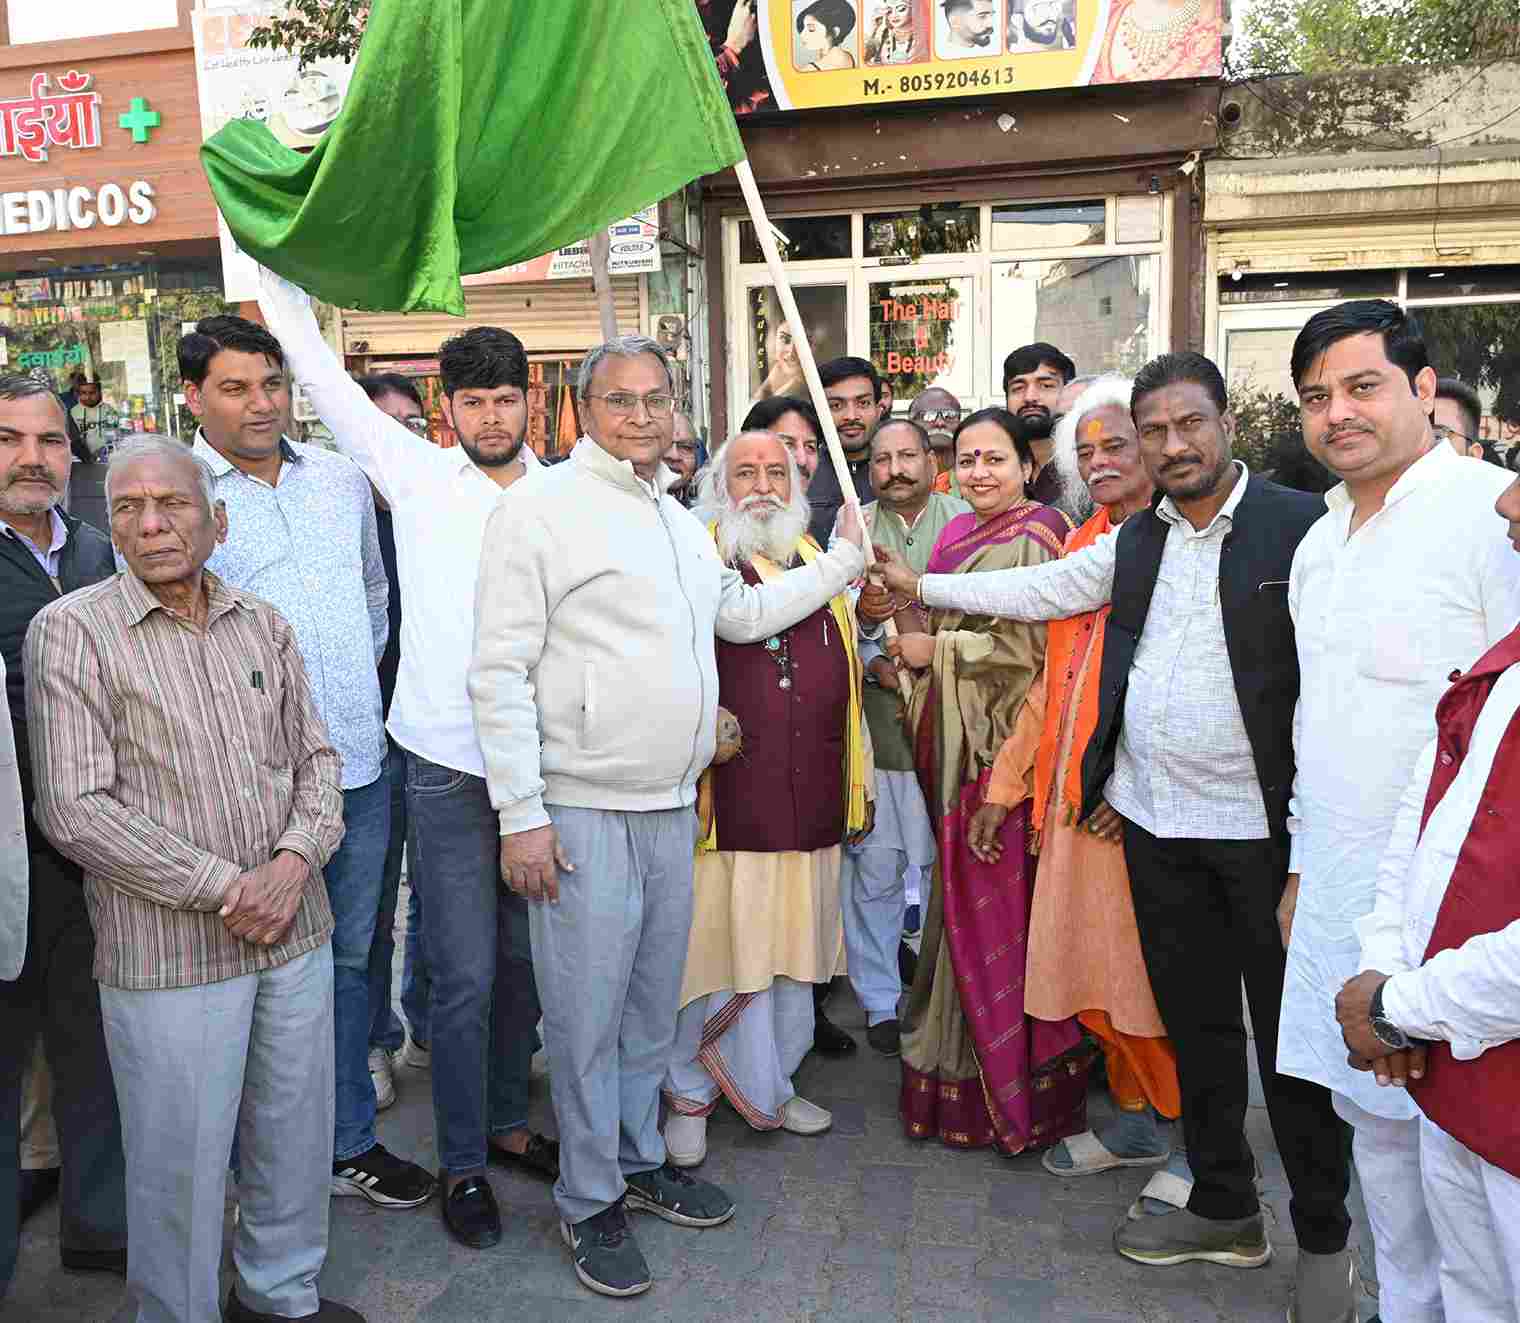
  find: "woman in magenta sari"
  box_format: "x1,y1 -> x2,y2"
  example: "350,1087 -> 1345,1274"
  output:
886,407 -> 1091,1154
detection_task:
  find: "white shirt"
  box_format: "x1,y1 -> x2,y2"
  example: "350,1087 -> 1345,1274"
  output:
1358,666 -> 1520,1060
258,267 -> 539,778
1280,444 -> 1520,1116
918,464 -> 1267,838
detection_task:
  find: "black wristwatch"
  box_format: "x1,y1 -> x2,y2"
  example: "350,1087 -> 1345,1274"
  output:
1369,980 -> 1413,1052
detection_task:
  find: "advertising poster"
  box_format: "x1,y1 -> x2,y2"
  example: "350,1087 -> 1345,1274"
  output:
699,0 -> 1224,116
191,4 -> 357,302
463,207 -> 661,287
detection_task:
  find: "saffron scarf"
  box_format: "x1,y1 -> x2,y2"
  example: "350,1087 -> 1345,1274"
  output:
1032,506 -> 1114,831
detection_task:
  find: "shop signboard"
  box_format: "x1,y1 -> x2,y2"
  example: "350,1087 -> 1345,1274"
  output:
698,0 -> 1223,116
463,207 -> 662,286
191,4 -> 358,301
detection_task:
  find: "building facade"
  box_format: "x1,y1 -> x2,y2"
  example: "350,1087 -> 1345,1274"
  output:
1204,60 -> 1520,450
696,0 -> 1224,438
0,0 -> 236,442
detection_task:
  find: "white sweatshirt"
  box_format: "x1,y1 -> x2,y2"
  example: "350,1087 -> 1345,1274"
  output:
469,436 -> 865,834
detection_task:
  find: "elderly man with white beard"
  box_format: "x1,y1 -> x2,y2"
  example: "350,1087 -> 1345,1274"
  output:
661,431 -> 874,1165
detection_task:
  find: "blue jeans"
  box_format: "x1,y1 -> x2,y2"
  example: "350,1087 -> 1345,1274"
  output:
324,774 -> 390,1163
405,754 -> 538,1174
368,742 -> 430,1052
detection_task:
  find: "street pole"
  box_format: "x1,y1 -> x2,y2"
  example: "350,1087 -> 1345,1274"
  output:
733,157 -> 911,701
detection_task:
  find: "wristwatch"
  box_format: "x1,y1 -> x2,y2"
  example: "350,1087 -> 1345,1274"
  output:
1369,980 -> 1413,1052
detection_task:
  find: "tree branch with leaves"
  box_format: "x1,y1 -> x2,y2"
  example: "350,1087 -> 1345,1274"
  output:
246,0 -> 372,66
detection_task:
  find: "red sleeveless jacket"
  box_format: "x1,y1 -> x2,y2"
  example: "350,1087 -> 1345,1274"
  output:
1406,627 -> 1520,1178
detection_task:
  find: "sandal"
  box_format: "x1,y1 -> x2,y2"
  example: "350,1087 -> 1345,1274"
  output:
1043,1129 -> 1171,1177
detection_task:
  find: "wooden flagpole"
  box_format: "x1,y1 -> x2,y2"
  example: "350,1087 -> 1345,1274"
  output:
733,157 -> 912,701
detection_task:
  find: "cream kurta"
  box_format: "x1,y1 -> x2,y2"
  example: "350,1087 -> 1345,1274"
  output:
679,848 -> 844,1009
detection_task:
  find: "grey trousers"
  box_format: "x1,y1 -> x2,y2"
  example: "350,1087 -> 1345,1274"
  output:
101,943 -> 335,1323
534,806 -> 696,1224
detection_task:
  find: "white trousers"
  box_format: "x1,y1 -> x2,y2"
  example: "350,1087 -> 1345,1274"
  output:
1334,1093 -> 1443,1323
664,978 -> 814,1130
1421,1115 -> 1520,1323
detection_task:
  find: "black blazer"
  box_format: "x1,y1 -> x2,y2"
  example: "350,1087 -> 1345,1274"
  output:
0,511 -> 117,850
1079,473 -> 1326,841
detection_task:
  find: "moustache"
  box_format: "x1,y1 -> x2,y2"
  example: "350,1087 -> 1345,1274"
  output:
1088,468 -> 1123,484
884,476 -> 916,488
1328,425 -> 1375,442
738,494 -> 784,512
7,469 -> 57,488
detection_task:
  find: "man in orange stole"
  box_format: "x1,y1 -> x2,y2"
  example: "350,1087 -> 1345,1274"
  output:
980,378 -> 1184,1188
661,432 -> 873,1166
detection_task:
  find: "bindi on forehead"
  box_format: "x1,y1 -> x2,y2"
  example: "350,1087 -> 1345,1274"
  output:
1083,418 -> 1105,440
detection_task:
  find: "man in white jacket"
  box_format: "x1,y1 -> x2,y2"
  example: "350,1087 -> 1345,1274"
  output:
469,336 -> 864,1300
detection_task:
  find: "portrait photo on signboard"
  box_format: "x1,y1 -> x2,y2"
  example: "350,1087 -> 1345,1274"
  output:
863,0 -> 931,64
793,0 -> 861,71
748,285 -> 849,406
699,0 -> 777,114
935,0 -> 1001,59
1006,0 -> 1076,52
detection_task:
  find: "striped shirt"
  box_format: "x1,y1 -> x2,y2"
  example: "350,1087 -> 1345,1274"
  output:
25,569 -> 343,990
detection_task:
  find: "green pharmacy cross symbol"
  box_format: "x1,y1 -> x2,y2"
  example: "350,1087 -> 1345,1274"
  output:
118,97 -> 162,144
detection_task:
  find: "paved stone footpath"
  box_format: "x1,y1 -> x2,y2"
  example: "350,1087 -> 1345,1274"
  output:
12,910 -> 1382,1321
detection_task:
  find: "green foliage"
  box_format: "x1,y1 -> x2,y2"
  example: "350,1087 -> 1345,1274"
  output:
1234,0 -> 1520,77
246,0 -> 371,66
1419,303 -> 1520,424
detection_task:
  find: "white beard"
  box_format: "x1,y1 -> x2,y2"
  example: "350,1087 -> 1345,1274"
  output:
716,494 -> 808,566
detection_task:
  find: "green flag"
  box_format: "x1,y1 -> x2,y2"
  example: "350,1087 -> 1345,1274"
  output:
201,1 -> 743,315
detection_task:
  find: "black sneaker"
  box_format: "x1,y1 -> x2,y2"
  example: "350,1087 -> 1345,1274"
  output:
561,1200 -> 651,1297
867,1019 -> 901,1057
331,1143 -> 435,1209
625,1161 -> 735,1228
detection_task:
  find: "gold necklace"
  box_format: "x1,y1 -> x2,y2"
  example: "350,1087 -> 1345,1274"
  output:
1119,0 -> 1201,68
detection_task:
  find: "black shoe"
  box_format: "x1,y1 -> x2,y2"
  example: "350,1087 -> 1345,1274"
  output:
561,1200 -> 651,1297
813,1007 -> 857,1057
331,1142 -> 434,1209
440,1173 -> 502,1249
487,1130 -> 560,1182
625,1161 -> 735,1228
19,1166 -> 60,1225
60,1245 -> 127,1276
867,1019 -> 901,1057
899,940 -> 919,988
225,1286 -> 365,1321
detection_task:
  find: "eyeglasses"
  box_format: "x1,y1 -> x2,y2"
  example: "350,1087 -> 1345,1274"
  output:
584,392 -> 676,418
914,410 -> 961,426
402,416 -> 430,435
1433,423 -> 1476,448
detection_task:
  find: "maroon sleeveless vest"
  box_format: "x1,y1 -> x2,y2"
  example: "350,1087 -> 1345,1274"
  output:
1405,626 -> 1520,1178
710,562 -> 850,853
